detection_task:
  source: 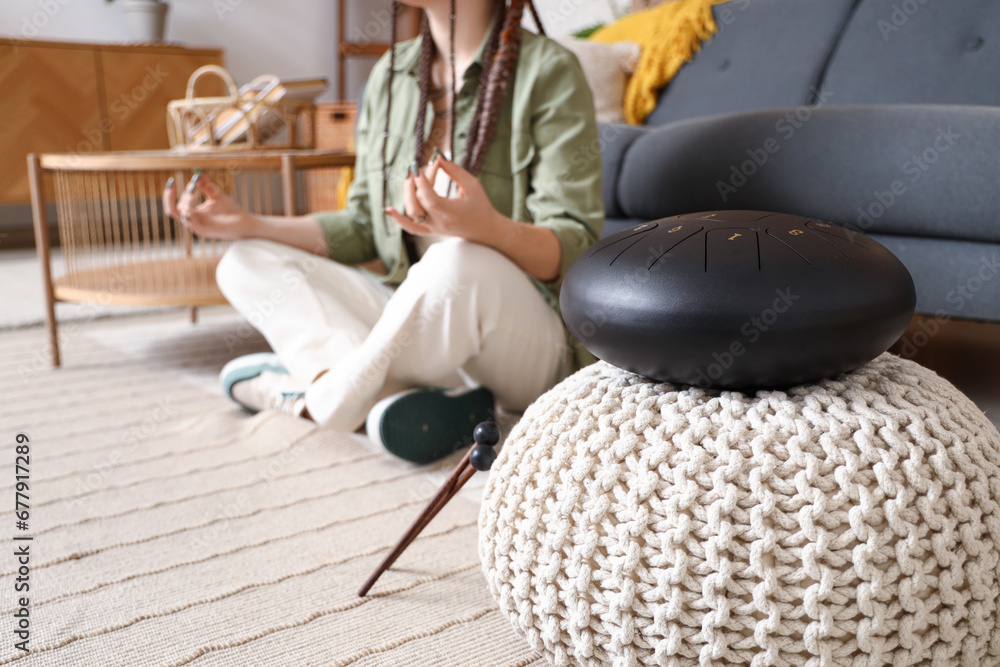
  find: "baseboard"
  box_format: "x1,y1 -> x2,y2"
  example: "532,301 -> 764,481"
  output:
0,203 -> 59,250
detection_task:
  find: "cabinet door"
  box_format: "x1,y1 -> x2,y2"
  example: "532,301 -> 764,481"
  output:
101,49 -> 224,152
0,44 -> 103,204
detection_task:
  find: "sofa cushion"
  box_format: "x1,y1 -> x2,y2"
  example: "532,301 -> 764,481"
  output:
645,0 -> 857,126
870,234 -> 1000,321
823,0 -> 1000,106
617,104 -> 1000,244
555,38 -> 640,124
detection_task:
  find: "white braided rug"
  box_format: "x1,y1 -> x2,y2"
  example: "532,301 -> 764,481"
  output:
480,355 -> 1000,666
0,308 -> 542,666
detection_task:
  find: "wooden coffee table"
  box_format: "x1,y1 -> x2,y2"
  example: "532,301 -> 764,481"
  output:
28,148 -> 355,367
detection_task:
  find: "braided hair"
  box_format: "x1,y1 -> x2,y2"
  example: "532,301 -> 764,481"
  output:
380,0 -> 546,232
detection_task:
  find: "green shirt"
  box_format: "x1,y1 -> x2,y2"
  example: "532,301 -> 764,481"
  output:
314,26 -> 604,371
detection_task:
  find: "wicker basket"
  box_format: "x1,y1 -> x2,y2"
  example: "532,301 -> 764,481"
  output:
307,102 -> 357,212
167,65 -> 322,151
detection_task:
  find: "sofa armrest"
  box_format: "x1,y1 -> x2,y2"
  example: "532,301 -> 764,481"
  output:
615,104 -> 1000,243
596,121 -> 651,219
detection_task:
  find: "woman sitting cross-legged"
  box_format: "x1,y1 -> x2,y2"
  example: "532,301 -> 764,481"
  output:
162,0 -> 603,463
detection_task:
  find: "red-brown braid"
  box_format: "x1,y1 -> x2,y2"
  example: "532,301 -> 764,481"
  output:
380,0 -> 400,233
380,0 -> 547,214
413,13 -> 433,166
461,0 -> 505,172
447,0 -> 456,163
466,0 -> 527,176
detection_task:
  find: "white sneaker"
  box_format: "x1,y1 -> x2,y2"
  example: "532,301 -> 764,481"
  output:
220,353 -> 307,416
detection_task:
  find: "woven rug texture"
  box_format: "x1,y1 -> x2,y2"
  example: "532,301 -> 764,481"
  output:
0,308 -> 540,667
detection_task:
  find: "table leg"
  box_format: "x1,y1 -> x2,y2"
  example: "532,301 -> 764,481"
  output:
281,155 -> 296,216
27,154 -> 60,368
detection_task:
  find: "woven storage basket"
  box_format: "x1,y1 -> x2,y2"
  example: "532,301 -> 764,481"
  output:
307,102 -> 357,212
167,65 -> 317,151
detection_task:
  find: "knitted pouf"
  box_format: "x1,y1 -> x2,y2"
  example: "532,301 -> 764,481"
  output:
479,354 -> 1000,666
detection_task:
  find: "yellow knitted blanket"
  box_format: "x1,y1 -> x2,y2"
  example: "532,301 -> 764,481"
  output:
591,0 -> 729,124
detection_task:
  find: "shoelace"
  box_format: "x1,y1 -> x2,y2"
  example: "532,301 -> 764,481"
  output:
277,391 -> 306,416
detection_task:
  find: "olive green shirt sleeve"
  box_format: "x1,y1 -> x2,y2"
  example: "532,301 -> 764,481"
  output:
523,48 -> 604,297
311,63 -> 382,265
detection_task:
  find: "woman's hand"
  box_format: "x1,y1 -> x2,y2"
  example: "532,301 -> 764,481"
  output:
385,157 -> 511,246
163,174 -> 258,240
385,156 -> 561,282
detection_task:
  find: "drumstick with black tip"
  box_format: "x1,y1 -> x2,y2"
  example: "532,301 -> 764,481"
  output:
358,421 -> 500,597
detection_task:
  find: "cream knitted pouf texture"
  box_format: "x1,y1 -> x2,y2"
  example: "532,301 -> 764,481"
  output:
479,354 -> 1000,666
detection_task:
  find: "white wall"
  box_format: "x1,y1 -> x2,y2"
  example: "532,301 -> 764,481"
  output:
534,0 -> 629,38
0,0 -> 628,102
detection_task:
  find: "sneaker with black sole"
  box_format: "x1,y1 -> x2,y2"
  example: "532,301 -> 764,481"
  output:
366,386 -> 496,464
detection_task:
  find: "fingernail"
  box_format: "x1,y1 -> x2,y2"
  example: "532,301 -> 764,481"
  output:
410,162 -> 420,178
430,147 -> 441,163
187,172 -> 201,193
165,177 -> 174,190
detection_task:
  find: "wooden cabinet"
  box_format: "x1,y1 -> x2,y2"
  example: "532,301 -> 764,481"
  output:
0,39 -> 224,205
0,43 -> 104,204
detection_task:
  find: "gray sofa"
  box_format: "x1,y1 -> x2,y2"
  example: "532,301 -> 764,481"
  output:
598,0 -> 1000,322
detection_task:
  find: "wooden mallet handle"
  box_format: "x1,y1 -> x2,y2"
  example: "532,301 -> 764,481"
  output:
358,421 -> 500,597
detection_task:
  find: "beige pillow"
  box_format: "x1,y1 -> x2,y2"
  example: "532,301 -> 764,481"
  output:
555,37 -> 640,124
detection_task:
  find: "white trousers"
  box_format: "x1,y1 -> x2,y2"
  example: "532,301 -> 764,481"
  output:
214,237 -> 571,431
